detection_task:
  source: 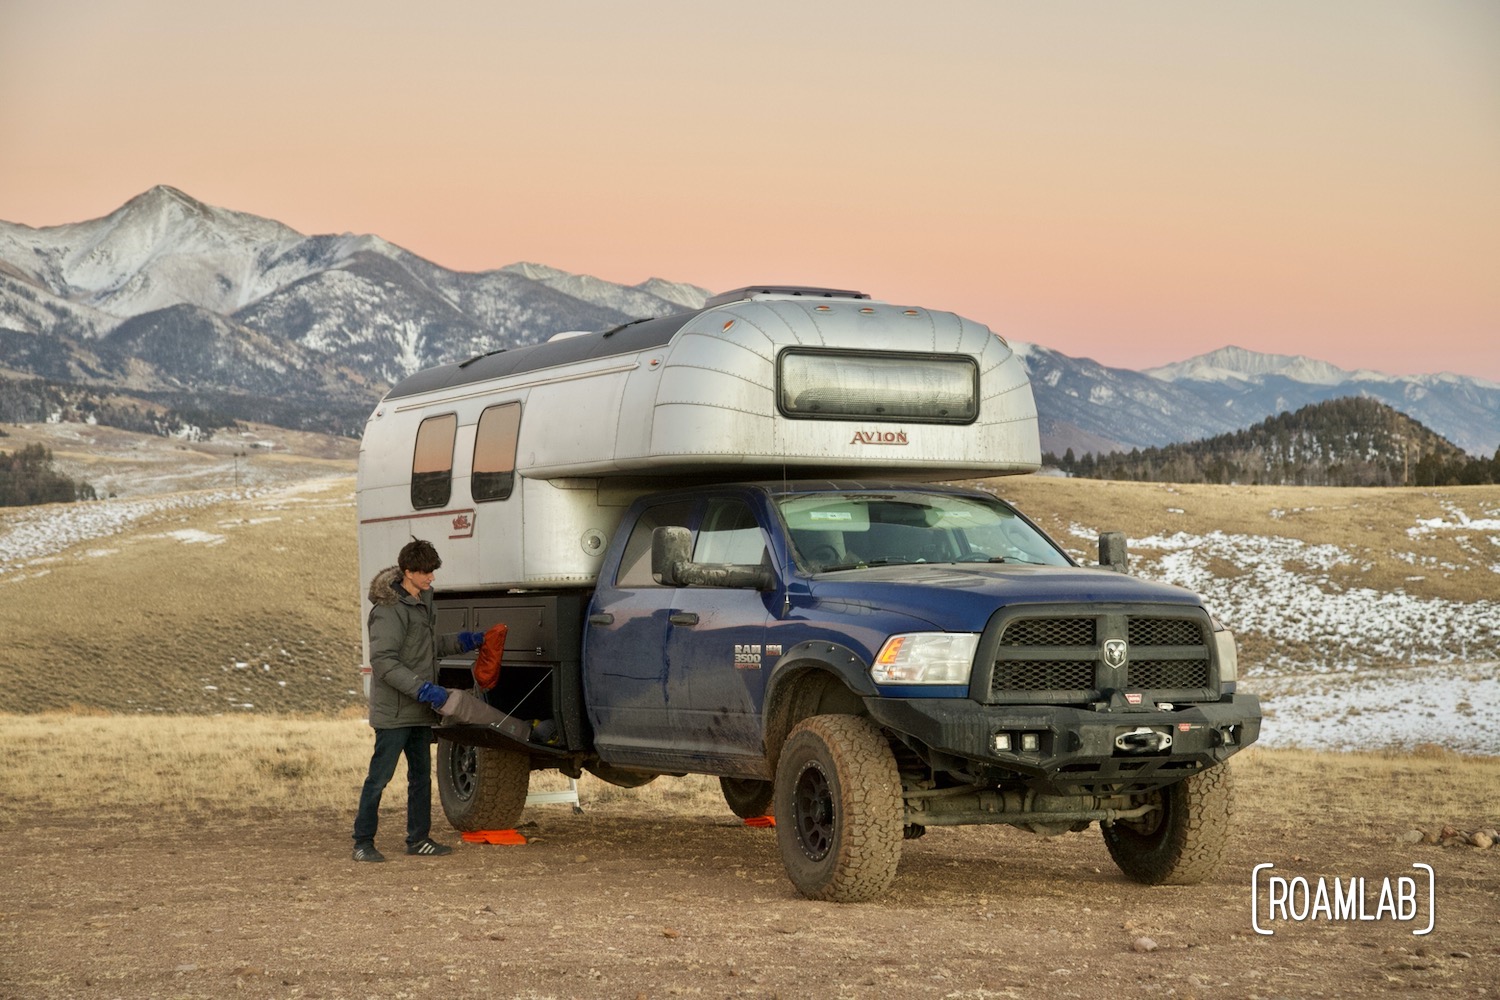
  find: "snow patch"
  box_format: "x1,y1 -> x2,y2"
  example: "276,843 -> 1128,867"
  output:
160,528 -> 225,546
1252,662 -> 1500,754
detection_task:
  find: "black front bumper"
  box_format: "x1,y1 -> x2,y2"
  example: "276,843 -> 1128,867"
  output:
864,692 -> 1261,794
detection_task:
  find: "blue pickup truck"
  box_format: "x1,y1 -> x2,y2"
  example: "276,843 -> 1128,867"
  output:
356,287 -> 1261,901
426,478 -> 1258,902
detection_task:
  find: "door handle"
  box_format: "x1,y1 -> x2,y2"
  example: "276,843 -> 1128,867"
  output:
669,612 -> 700,626
588,613 -> 614,626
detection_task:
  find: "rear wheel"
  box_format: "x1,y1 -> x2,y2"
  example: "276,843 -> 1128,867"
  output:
773,715 -> 903,902
437,740 -> 530,831
1102,762 -> 1234,885
720,777 -> 775,819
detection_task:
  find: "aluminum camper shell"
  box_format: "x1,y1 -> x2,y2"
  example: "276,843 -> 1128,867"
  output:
356,287 -> 1038,594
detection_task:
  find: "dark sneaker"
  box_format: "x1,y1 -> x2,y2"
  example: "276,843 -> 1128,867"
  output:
352,843 -> 386,863
406,838 -> 453,857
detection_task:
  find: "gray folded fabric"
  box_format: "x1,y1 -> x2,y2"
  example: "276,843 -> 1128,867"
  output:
436,688 -> 512,726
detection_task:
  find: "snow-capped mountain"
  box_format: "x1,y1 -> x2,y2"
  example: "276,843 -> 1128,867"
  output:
0,186 -> 710,425
1141,346 -> 1500,457
1011,340 -> 1250,457
2,186 -> 1497,456
1144,345 -> 1389,386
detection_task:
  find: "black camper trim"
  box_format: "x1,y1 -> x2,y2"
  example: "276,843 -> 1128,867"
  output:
384,309 -> 702,401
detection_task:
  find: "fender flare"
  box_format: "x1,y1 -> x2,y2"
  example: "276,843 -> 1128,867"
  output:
764,639 -> 877,705
760,640 -> 877,773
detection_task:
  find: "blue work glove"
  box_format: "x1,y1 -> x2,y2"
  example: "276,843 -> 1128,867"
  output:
416,682 -> 448,708
456,631 -> 485,653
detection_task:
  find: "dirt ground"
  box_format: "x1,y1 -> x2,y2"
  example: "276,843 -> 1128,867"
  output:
2,797 -> 1496,1000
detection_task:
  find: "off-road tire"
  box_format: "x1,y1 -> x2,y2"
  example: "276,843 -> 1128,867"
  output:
437,741 -> 530,831
1102,762 -> 1234,885
720,777 -> 775,819
773,715 -> 903,902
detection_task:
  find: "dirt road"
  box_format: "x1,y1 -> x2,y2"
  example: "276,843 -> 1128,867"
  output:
3,799 -> 1495,999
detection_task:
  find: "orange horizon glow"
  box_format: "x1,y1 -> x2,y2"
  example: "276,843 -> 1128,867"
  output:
2,0 -> 1497,381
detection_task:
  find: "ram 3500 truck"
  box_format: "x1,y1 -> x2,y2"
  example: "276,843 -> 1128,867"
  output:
357,286 -> 1261,902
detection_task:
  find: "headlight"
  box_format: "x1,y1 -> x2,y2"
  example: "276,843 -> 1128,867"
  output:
1214,628 -> 1238,684
870,633 -> 979,685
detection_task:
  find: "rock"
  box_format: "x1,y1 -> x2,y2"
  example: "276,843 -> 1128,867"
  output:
1397,829 -> 1423,845
1421,829 -> 1440,844
1132,936 -> 1159,953
662,927 -> 681,939
1469,832 -> 1492,849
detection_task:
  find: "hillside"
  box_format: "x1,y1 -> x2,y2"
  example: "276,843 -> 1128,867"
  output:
1048,396 -> 1500,486
1,426 -> 1497,753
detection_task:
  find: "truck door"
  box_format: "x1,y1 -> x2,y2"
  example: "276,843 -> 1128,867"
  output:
583,499 -> 697,756
663,497 -> 775,763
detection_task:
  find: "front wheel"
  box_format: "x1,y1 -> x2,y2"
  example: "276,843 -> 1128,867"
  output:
1102,762 -> 1234,885
773,715 -> 903,902
436,740 -> 530,831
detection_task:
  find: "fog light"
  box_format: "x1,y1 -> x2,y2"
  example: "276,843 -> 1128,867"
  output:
1021,732 -> 1041,752
992,733 -> 1011,752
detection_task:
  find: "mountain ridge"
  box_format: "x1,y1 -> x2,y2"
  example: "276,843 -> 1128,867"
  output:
1047,396 -> 1497,487
2,186 -> 1496,455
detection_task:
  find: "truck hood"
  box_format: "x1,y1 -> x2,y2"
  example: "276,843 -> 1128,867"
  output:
805,563 -> 1204,631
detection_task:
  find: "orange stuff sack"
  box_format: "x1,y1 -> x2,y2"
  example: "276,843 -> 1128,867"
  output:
473,623 -> 507,690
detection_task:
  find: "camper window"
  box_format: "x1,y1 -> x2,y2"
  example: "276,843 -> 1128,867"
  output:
411,413 -> 457,510
472,402 -> 521,502
778,349 -> 978,424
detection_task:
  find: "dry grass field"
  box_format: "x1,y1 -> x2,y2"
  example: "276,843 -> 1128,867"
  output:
2,712 -> 1497,999
985,475 -> 1500,607
3,425 -> 1497,717
2,423 -> 1498,997
3,712 -> 1498,833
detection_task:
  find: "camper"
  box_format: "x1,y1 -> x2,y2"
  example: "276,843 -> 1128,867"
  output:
356,286 -> 1261,902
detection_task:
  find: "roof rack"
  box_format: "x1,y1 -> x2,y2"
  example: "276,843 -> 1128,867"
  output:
706,285 -> 870,308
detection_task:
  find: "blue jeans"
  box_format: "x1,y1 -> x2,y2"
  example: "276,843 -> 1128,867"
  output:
352,726 -> 433,847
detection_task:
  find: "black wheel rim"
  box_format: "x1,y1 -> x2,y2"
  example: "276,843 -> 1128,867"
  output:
449,744 -> 478,802
792,761 -> 834,861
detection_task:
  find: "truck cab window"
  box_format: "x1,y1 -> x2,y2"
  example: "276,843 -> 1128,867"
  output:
693,499 -> 767,566
615,500 -> 696,587
472,402 -> 521,502
411,413 -> 457,509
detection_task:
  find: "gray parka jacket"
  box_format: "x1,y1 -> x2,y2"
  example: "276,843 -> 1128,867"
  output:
366,566 -> 464,729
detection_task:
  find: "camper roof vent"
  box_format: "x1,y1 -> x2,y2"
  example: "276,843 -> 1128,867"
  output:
706,285 -> 870,308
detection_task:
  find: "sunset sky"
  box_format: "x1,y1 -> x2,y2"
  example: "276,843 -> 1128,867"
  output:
3,1 -> 1497,380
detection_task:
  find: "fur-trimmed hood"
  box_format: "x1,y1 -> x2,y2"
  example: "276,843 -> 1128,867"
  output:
367,566 -> 405,607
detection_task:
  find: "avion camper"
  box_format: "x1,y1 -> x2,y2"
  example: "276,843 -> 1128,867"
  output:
356,286 -> 1260,901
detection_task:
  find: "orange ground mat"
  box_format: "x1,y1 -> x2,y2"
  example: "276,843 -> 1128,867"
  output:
461,829 -> 529,845
743,816 -> 775,827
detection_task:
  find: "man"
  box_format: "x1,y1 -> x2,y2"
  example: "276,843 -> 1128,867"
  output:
352,538 -> 484,862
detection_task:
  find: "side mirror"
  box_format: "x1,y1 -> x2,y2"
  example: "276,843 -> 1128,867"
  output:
1099,531 -> 1130,574
652,526 -> 693,587
651,525 -> 775,591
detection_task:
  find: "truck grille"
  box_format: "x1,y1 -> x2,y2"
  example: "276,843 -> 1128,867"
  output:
986,611 -> 1213,703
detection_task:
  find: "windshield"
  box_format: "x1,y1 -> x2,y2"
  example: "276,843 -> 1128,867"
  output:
777,491 -> 1071,572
